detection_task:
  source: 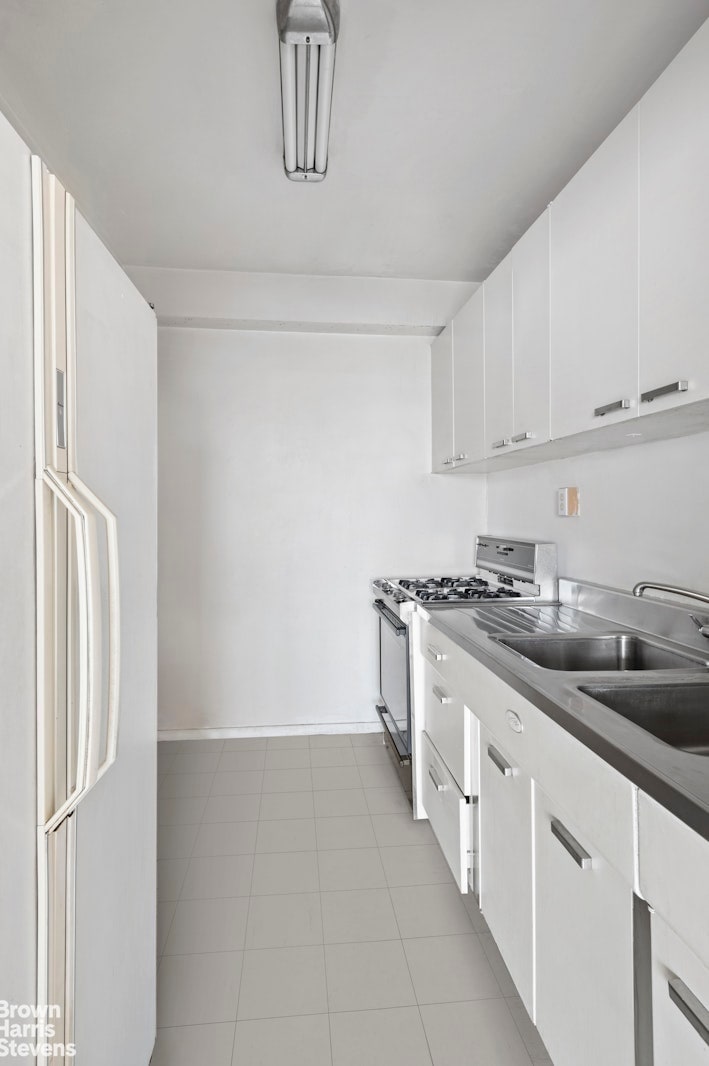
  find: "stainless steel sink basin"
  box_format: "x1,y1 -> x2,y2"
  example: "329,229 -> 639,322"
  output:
496,634 -> 708,672
580,682 -> 709,754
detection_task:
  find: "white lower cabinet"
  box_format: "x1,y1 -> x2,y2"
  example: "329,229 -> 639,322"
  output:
478,725 -> 534,1013
650,913 -> 709,1065
420,730 -> 470,892
534,784 -> 635,1066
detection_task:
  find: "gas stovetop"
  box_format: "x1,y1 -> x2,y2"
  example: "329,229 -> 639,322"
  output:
396,576 -> 523,603
373,575 -> 526,607
373,536 -> 558,610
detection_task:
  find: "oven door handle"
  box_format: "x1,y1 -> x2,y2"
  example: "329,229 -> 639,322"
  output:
372,599 -> 407,635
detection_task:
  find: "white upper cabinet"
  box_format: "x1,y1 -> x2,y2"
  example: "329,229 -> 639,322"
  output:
638,19 -> 709,414
550,110 -> 639,439
483,212 -> 550,458
430,291 -> 485,472
511,210 -> 550,450
451,287 -> 485,467
483,255 -> 513,456
431,322 -> 454,472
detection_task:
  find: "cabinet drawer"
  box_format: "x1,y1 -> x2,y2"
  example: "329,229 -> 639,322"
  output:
479,725 -> 534,1012
638,792 -> 709,969
473,676 -> 635,882
423,660 -> 471,795
419,618 -> 483,706
651,913 -> 709,1066
421,730 -> 470,893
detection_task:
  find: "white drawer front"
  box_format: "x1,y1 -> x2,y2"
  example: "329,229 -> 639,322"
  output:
651,914 -> 709,1066
421,730 -> 470,893
639,792 -> 709,970
423,661 -> 470,795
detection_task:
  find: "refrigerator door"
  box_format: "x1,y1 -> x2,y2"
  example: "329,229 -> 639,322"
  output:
70,212 -> 157,1065
0,103 -> 37,1011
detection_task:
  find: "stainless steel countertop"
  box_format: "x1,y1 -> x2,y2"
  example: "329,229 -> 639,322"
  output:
424,583 -> 709,842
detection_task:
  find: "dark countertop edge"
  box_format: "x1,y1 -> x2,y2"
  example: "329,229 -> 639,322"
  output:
428,611 -> 709,844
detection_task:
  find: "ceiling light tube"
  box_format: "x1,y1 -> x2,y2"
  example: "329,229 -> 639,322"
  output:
295,43 -> 307,170
279,42 -> 297,174
276,0 -> 340,182
305,44 -> 319,172
314,43 -> 334,174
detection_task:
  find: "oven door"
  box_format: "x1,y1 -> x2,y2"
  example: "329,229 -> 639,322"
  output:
373,599 -> 411,753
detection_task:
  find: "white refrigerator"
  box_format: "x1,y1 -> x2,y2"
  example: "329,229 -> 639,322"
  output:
0,108 -> 157,1065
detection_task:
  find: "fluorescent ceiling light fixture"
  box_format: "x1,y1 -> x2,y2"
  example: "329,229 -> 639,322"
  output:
277,0 -> 340,182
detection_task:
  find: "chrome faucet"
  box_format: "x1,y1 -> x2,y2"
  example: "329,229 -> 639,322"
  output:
633,582 -> 709,638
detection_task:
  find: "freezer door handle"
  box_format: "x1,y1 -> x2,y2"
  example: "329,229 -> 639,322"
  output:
41,467 -> 102,831
70,473 -> 121,781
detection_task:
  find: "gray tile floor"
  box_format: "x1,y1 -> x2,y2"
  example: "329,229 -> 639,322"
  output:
154,732 -> 552,1066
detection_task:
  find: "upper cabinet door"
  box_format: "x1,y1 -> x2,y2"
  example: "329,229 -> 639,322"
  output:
550,111 -> 639,439
511,210 -> 550,449
638,20 -> 709,415
431,322 -> 454,472
484,256 -> 513,457
452,288 -> 485,466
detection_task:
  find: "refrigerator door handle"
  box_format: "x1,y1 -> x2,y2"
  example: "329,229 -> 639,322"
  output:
42,467 -> 102,831
70,473 -> 121,780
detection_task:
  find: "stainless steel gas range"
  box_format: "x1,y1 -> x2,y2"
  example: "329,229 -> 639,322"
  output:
372,535 -> 558,801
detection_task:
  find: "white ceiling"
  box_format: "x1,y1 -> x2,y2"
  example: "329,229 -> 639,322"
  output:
0,0 -> 707,281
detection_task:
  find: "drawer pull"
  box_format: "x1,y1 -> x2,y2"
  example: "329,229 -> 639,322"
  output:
487,744 -> 515,777
491,438 -> 510,450
550,817 -> 592,869
641,380 -> 688,404
669,978 -> 709,1047
453,453 -> 468,461
594,398 -> 630,417
442,457 -> 455,465
427,644 -> 446,662
432,685 -> 453,705
511,431 -> 533,443
428,767 -> 446,792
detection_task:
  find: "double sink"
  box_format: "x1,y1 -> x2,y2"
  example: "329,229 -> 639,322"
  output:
495,632 -> 709,755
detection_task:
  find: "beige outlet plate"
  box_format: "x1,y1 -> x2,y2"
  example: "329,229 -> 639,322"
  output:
557,486 -> 580,517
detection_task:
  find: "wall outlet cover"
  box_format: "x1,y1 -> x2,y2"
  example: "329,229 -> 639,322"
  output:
557,486 -> 580,517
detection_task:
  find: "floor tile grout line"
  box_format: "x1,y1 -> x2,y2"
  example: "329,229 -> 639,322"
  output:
229,793 -> 260,1064
156,992 -> 518,1031
381,848 -> 435,1066
157,764 -> 226,961
312,830 -> 335,1066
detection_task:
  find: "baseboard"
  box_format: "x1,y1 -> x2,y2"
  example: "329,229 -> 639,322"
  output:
157,721 -> 383,742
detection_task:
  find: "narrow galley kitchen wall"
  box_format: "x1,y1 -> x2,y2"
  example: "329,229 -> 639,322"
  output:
485,430 -> 709,591
158,326 -> 486,736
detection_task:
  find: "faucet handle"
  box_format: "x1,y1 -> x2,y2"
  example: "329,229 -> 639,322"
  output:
690,614 -> 709,639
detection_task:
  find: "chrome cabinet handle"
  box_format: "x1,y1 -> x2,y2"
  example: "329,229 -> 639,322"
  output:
453,452 -> 468,461
550,817 -> 592,869
641,380 -> 688,403
669,977 -> 709,1047
432,685 -> 453,705
442,457 -> 455,465
487,744 -> 515,777
428,767 -> 446,792
491,438 -> 510,450
690,614 -> 709,639
511,431 -> 533,443
594,398 -> 630,417
427,644 -> 446,662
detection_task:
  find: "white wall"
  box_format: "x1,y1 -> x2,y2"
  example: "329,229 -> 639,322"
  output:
158,327 -> 485,734
486,431 -> 709,592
